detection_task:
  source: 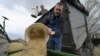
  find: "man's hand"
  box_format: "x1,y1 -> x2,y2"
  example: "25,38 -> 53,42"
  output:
51,31 -> 55,35
47,28 -> 55,35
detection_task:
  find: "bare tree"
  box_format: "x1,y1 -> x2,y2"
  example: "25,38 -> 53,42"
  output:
84,0 -> 100,34
85,0 -> 98,12
90,23 -> 100,34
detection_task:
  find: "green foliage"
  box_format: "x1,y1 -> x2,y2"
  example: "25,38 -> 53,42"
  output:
8,49 -> 24,55
47,49 -> 77,56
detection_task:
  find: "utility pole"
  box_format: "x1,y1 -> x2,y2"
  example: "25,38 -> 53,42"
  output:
2,16 -> 10,42
2,16 -> 9,30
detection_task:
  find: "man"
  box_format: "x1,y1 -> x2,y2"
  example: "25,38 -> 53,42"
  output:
38,5 -> 48,15
44,2 -> 65,51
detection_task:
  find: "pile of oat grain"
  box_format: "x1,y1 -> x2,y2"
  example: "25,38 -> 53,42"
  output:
9,23 -> 49,56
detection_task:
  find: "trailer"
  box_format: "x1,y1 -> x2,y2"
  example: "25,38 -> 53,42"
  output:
91,33 -> 100,46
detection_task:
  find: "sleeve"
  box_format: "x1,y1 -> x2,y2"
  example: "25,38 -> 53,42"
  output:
43,16 -> 50,27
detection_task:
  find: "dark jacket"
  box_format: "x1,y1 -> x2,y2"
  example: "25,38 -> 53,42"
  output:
38,9 -> 48,16
44,14 -> 65,36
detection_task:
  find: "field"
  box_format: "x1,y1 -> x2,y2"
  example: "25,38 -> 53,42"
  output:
94,45 -> 100,56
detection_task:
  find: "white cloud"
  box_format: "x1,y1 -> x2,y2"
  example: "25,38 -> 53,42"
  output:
80,0 -> 86,5
0,3 -> 40,39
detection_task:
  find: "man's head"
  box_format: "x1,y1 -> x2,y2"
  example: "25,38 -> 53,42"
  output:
54,2 -> 64,16
40,5 -> 45,10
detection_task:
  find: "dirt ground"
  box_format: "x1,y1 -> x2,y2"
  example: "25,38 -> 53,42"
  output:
94,45 -> 100,56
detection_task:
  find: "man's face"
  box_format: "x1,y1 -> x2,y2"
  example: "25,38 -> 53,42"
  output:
54,5 -> 63,16
41,5 -> 44,9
